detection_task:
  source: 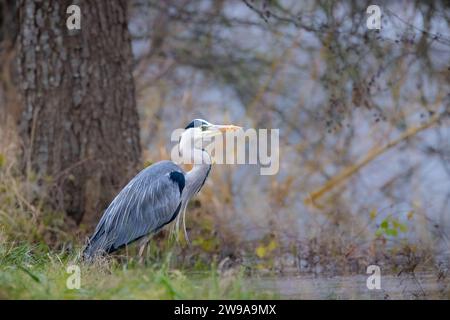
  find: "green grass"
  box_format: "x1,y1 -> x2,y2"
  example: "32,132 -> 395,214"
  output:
0,242 -> 275,299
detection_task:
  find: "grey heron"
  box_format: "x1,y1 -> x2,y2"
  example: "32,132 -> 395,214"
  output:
83,119 -> 240,260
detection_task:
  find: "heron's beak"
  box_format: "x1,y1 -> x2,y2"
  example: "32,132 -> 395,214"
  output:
201,124 -> 242,139
213,124 -> 242,134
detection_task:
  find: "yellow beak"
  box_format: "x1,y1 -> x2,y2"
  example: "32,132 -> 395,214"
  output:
215,125 -> 242,134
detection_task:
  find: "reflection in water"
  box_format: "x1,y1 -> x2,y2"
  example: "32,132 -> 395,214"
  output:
251,272 -> 449,299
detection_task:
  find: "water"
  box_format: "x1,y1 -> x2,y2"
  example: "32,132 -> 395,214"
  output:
250,273 -> 449,299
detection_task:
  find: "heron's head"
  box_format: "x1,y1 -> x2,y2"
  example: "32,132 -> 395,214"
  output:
179,119 -> 241,155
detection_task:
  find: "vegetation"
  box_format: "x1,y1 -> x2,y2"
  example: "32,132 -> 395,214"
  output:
0,242 -> 275,299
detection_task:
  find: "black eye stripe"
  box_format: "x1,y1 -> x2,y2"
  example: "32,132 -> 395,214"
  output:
185,122 -> 195,129
185,119 -> 209,129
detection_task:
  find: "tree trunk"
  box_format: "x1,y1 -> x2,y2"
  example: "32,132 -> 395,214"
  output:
16,0 -> 141,225
0,0 -> 19,126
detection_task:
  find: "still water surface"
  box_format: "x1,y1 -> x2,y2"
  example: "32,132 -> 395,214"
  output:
247,273 -> 449,299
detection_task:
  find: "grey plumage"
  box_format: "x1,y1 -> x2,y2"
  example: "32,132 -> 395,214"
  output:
84,161 -> 189,259
83,159 -> 211,259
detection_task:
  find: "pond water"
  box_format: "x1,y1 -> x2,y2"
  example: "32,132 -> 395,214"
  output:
249,272 -> 449,299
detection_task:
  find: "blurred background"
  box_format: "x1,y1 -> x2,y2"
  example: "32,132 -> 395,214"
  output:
1,0 -> 449,276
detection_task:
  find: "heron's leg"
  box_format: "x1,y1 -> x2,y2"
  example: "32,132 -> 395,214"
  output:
138,235 -> 151,264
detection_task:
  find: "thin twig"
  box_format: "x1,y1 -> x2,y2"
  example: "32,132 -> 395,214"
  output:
305,111 -> 447,208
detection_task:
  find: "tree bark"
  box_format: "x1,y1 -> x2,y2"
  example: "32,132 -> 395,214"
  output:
16,0 -> 141,225
0,0 -> 19,126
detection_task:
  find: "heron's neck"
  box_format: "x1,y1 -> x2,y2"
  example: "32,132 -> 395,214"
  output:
176,147 -> 212,244
183,148 -> 212,200
178,134 -> 211,197
179,133 -> 211,165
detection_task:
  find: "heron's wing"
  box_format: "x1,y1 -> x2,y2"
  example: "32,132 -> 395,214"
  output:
87,161 -> 184,254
